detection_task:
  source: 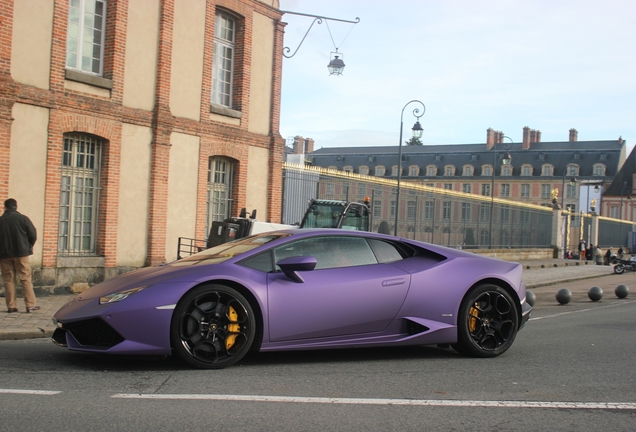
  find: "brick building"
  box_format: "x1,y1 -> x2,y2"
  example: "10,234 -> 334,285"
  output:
295,127 -> 626,216
1,0 -> 285,292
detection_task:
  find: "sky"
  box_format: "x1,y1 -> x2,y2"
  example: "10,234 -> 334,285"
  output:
278,0 -> 636,154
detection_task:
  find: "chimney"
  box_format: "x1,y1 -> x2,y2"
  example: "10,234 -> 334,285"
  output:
305,138 -> 315,153
522,126 -> 530,149
486,128 -> 495,149
569,128 -> 578,142
495,131 -> 504,143
293,136 -> 304,154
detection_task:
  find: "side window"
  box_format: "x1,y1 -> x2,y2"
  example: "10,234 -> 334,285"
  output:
273,236 -> 377,270
239,251 -> 273,272
367,239 -> 405,263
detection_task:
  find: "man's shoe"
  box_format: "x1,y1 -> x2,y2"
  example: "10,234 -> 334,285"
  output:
26,306 -> 41,313
7,308 -> 18,313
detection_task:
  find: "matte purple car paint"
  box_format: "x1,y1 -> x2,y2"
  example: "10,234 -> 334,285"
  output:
52,229 -> 530,359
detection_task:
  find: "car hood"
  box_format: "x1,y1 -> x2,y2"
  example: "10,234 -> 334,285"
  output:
73,263 -> 220,301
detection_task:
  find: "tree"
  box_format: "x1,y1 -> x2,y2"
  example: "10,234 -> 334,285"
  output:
405,137 -> 423,146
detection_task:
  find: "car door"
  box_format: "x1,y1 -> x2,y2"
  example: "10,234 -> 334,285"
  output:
266,235 -> 411,342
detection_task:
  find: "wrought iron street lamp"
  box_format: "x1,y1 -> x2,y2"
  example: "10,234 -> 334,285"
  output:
394,100 -> 425,236
488,137 -> 513,249
281,10 -> 360,76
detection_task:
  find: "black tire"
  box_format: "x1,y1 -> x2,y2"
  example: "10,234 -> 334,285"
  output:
452,284 -> 518,358
171,284 -> 256,369
614,264 -> 625,275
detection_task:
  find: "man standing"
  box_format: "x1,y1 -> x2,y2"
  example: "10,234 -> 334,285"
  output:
0,198 -> 38,313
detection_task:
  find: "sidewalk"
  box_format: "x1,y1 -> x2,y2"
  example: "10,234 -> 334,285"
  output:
0,259 -> 619,341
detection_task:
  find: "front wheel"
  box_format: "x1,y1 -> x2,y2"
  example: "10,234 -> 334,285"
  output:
614,264 -> 625,275
452,284 -> 518,358
171,284 -> 256,369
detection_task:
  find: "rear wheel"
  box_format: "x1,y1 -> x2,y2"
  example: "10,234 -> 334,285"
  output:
171,284 -> 255,369
452,284 -> 518,358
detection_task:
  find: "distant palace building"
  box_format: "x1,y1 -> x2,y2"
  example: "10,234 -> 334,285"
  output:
287,127 -> 628,217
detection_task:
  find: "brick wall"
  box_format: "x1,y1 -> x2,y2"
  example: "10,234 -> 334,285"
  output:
1,0 -> 285,285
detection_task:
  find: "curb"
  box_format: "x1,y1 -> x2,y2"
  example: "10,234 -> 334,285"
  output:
0,328 -> 54,341
525,273 -> 612,289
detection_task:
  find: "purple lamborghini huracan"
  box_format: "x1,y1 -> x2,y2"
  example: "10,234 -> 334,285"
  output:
52,229 -> 531,369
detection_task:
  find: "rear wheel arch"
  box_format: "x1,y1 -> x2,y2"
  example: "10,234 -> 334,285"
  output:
466,278 -> 522,321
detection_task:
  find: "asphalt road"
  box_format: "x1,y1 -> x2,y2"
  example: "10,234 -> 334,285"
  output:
1,290 -> 635,431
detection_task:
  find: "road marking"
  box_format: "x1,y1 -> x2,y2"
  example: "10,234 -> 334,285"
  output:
0,389 -> 60,395
530,300 -> 636,321
111,394 -> 636,410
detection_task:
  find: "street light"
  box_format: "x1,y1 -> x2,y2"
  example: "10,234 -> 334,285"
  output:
488,136 -> 513,249
394,100 -> 425,236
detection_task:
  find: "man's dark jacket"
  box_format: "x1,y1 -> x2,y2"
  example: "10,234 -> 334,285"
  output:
0,209 -> 37,258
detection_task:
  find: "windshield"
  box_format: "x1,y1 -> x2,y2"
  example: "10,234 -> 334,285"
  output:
171,233 -> 286,266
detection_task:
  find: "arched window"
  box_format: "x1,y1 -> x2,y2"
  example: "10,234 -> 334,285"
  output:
359,166 -> 369,175
444,165 -> 455,176
567,164 -> 579,176
375,166 -> 386,176
408,165 -> 419,176
343,166 -> 353,173
59,133 -> 103,255
541,164 -> 553,176
502,165 -> 512,176
426,165 -> 437,176
482,165 -> 493,176
462,165 -> 474,176
391,165 -> 401,176
521,165 -> 533,176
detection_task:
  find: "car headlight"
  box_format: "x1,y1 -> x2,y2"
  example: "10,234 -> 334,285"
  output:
99,287 -> 147,304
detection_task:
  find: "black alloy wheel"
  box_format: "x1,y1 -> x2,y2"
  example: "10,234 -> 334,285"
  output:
171,284 -> 255,369
452,284 -> 518,358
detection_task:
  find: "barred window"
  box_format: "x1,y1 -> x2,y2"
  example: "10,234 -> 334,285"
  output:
58,133 -> 103,255
66,0 -> 107,75
212,12 -> 236,107
207,157 -> 234,232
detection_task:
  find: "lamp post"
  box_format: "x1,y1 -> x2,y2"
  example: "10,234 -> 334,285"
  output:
394,100 -> 425,236
488,137 -> 513,249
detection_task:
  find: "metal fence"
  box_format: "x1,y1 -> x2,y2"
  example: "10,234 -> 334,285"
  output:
282,163 -> 554,249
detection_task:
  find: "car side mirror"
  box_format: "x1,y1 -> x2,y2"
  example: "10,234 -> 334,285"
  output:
276,256 -> 317,283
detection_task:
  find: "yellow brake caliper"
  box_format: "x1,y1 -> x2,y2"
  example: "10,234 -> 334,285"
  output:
468,303 -> 479,333
225,305 -> 240,350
